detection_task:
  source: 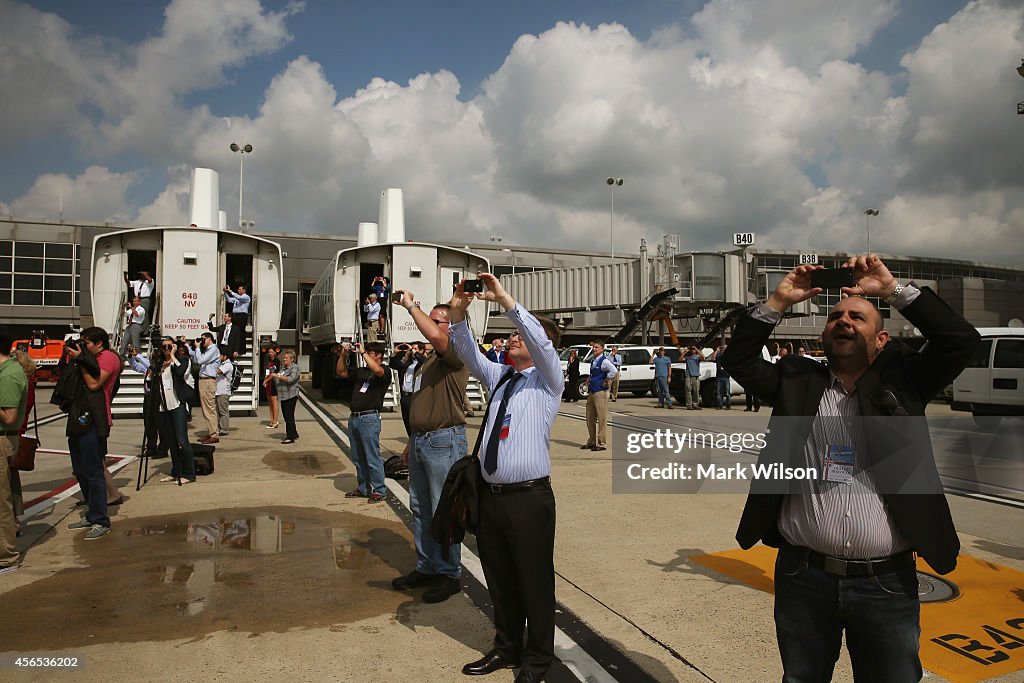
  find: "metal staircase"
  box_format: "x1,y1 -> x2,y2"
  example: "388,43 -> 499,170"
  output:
111,330 -> 260,417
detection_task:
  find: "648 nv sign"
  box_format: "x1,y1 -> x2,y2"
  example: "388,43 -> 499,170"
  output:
733,232 -> 756,247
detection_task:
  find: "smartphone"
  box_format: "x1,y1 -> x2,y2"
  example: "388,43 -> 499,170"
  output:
811,268 -> 854,290
390,292 -> 403,304
464,279 -> 484,293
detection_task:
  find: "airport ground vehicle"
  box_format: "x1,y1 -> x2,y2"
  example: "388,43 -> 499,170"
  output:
307,189 -> 490,407
951,327 -> 1024,426
11,331 -> 65,382
90,168 -> 282,415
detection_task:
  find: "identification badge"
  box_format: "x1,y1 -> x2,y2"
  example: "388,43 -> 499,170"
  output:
498,413 -> 512,441
359,381 -> 370,394
824,445 -> 855,484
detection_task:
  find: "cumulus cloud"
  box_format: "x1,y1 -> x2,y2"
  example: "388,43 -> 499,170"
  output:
7,166 -> 139,222
1,0 -> 1023,267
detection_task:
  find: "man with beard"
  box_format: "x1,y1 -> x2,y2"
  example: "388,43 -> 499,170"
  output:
722,254 -> 978,682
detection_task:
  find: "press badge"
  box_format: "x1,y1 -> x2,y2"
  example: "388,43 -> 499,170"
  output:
359,381 -> 370,394
499,413 -> 512,440
824,445 -> 855,484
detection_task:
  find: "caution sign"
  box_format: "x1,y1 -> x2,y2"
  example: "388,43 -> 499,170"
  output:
692,548 -> 1024,683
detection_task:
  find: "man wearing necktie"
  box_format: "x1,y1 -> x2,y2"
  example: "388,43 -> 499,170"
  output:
448,273 -> 562,683
223,285 -> 251,351
207,312 -> 241,359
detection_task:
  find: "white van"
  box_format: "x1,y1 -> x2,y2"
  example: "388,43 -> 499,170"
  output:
951,328 -> 1024,426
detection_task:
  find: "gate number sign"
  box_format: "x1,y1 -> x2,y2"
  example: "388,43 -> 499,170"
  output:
732,232 -> 755,247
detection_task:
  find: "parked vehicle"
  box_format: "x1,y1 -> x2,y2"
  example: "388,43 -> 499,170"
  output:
951,327 -> 1024,427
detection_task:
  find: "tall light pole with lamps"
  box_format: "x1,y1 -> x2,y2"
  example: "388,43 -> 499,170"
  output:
864,208 -> 879,253
230,143 -> 253,229
606,177 -> 623,260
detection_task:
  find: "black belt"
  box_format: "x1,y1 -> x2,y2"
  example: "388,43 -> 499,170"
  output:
351,409 -> 379,417
484,476 -> 550,494
783,541 -> 915,578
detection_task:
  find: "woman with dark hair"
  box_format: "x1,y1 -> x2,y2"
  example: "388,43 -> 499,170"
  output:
565,348 -> 581,402
155,338 -> 198,484
261,345 -> 281,429
64,326 -> 122,540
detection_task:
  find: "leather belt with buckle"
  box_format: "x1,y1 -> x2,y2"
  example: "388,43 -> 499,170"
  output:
485,476 -> 551,494
351,409 -> 379,417
784,542 -> 915,577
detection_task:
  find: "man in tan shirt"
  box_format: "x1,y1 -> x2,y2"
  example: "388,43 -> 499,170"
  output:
391,292 -> 470,604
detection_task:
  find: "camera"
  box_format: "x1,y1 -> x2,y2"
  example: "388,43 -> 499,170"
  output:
391,291 -> 404,304
464,279 -> 484,293
65,338 -> 81,351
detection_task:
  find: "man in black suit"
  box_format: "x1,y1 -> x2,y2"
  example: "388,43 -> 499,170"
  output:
723,254 -> 978,683
207,312 -> 242,359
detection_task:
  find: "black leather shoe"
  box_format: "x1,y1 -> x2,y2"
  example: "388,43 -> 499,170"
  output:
462,650 -> 520,676
423,576 -> 461,603
391,570 -> 437,591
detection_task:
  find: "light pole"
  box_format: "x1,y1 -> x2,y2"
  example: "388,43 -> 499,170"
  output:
230,143 -> 253,229
864,208 -> 879,253
501,247 -> 516,274
606,177 -> 623,259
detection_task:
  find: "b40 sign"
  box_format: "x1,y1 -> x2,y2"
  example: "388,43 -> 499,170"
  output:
732,232 -> 755,247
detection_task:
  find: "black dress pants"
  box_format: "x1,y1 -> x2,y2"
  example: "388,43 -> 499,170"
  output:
477,481 -> 556,678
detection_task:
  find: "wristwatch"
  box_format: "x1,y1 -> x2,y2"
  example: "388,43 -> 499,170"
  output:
884,282 -> 904,305
405,302 -> 420,311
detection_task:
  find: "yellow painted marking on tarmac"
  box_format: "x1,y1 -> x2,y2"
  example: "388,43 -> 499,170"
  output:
691,548 -> 1024,683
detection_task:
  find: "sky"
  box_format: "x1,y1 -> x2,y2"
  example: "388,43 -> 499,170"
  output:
1,0 -> 1022,266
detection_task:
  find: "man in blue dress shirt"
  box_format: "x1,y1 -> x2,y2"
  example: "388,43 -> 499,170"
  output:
448,273 -> 562,683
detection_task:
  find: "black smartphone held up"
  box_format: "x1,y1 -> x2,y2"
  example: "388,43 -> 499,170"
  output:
463,279 -> 484,293
811,268 -> 855,290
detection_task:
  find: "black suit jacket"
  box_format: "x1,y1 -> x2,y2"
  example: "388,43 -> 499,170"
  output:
208,321 -> 242,357
721,287 -> 979,574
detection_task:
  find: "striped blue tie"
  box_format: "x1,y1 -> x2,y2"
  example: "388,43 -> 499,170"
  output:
483,372 -> 523,475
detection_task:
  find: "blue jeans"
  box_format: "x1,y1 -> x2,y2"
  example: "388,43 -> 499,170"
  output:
409,424 -> 466,577
655,376 -> 671,407
68,425 -> 110,528
348,413 -> 385,496
716,377 -> 731,408
774,545 -> 922,683
160,404 -> 195,480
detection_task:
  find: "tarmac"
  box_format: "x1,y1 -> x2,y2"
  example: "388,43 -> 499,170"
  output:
2,385 -> 1022,683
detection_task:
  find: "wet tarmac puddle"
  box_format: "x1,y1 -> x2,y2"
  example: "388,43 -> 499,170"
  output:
3,507 -> 414,649
262,450 -> 345,475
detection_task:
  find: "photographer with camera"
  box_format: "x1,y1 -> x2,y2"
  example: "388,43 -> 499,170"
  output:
123,270 -> 154,327
363,293 -> 381,342
119,296 -> 146,356
391,289 -> 469,603
150,338 -> 198,485
389,341 -> 425,437
63,327 -> 122,541
189,333 -> 221,444
335,342 -> 390,503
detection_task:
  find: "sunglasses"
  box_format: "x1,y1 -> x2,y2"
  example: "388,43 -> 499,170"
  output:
871,390 -> 908,417
509,331 -> 522,339
161,344 -> 174,349
429,318 -> 450,325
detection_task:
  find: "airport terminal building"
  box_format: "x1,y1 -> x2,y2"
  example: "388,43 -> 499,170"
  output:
2,213 -> 1022,368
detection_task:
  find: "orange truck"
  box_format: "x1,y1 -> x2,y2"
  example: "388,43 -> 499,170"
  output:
11,331 -> 66,383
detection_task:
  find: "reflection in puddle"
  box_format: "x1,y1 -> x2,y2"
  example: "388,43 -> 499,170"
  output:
2,507 -> 414,649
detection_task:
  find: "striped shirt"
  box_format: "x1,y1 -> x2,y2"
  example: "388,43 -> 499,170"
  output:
225,291 -> 250,314
191,344 -> 220,379
754,284 -> 921,559
450,304 -> 562,484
